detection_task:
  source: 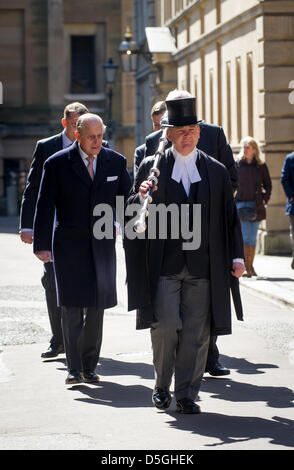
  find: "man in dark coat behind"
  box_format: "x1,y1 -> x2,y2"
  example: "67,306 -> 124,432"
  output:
137,94 -> 238,377
124,91 -> 244,414
33,113 -> 131,385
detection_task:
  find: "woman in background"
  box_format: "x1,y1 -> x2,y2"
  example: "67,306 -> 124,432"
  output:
236,137 -> 272,277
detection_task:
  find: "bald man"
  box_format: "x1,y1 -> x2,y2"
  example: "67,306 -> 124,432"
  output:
33,113 -> 131,385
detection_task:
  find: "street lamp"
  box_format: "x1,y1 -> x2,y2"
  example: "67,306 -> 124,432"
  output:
118,27 -> 140,73
103,57 -> 118,142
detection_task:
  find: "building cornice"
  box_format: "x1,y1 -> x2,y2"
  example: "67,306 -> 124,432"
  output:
172,4 -> 263,62
169,1 -> 294,62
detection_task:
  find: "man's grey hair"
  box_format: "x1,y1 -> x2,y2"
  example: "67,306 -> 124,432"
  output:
76,113 -> 106,134
165,89 -> 193,101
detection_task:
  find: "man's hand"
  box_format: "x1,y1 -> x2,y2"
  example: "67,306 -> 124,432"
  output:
20,231 -> 33,244
231,261 -> 245,278
35,250 -> 52,263
139,180 -> 158,198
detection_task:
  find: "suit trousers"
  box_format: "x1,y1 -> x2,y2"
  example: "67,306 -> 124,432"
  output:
41,262 -> 63,348
61,306 -> 104,374
206,335 -> 219,369
151,265 -> 211,401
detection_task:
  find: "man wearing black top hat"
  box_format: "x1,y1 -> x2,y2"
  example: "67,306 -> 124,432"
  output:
137,91 -> 238,378
124,90 -> 244,414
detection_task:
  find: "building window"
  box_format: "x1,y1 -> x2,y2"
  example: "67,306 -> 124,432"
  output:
226,61 -> 232,142
247,52 -> 254,137
236,57 -> 242,142
216,0 -> 221,24
164,0 -> 172,22
71,35 -> 96,94
194,76 -> 198,117
209,69 -> 214,124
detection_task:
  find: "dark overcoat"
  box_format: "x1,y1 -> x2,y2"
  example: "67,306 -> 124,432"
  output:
33,142 -> 131,309
124,149 -> 244,335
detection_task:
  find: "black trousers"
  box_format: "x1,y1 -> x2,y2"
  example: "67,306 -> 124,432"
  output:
206,335 -> 219,368
41,262 -> 63,348
61,306 -> 104,374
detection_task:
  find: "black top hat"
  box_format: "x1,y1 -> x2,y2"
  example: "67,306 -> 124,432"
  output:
165,97 -> 201,126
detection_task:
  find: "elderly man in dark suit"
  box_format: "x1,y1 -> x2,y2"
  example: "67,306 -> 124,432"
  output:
19,102 -> 90,359
33,113 -> 131,385
136,90 -> 238,377
124,93 -> 244,413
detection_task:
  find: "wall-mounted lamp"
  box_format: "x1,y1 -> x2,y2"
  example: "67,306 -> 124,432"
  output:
103,58 -> 118,141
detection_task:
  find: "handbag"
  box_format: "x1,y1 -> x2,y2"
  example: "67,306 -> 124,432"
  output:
237,204 -> 257,222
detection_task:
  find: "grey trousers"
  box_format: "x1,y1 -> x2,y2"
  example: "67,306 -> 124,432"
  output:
61,306 -> 104,374
151,266 -> 211,401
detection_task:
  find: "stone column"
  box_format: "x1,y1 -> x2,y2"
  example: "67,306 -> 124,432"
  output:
257,2 -> 294,254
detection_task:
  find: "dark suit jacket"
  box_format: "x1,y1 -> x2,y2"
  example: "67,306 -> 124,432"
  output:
20,133 -> 109,229
141,123 -> 238,190
133,143 -> 146,179
33,142 -> 131,309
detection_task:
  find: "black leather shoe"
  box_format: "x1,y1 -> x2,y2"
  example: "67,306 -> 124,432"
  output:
41,345 -> 64,358
83,372 -> 100,383
152,387 -> 171,409
205,362 -> 230,376
176,398 -> 201,414
65,372 -> 83,385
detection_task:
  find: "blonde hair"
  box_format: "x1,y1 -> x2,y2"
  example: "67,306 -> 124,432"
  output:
238,136 -> 263,165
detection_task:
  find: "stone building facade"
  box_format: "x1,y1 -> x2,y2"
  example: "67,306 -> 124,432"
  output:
133,0 -> 294,254
0,0 -> 135,215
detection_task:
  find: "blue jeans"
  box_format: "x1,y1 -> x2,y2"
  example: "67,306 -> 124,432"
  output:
236,201 -> 260,246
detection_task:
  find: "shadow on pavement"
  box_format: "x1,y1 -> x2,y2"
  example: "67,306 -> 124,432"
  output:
43,356 -> 155,380
99,357 -> 154,380
219,355 -> 279,375
201,377 -> 294,409
165,412 -> 294,448
72,382 -> 153,408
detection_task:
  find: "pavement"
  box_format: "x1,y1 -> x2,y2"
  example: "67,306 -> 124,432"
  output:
0,216 -> 294,453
